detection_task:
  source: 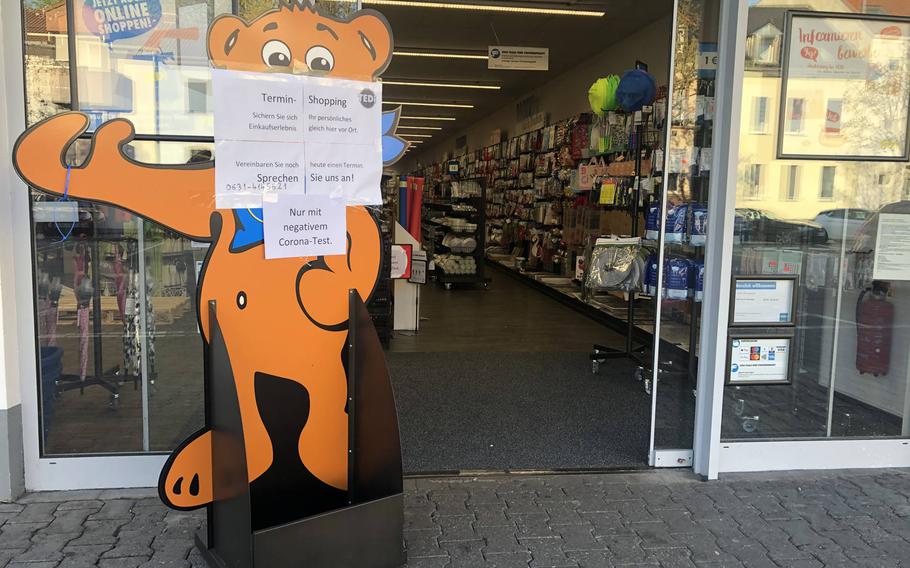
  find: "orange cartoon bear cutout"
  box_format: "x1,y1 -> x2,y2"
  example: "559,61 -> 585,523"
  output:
14,0 -> 404,530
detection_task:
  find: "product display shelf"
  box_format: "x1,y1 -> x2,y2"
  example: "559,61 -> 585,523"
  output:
486,254 -> 693,362
423,179 -> 489,290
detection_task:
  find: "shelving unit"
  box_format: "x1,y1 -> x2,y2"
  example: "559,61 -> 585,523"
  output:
409,72 -> 712,381
423,178 -> 489,289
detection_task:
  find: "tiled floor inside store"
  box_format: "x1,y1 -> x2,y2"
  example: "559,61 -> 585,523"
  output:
4,468 -> 910,567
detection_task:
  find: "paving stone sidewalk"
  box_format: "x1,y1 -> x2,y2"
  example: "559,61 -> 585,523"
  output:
1,469 -> 909,567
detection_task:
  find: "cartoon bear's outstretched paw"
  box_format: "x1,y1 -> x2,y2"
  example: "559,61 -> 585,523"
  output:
158,429 -> 213,510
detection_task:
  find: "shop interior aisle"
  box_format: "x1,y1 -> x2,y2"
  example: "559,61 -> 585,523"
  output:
387,271 -> 650,473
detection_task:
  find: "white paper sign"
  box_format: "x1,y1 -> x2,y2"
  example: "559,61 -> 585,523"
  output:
729,338 -> 791,384
305,142 -> 382,202
262,194 -> 346,259
488,46 -> 549,71
32,201 -> 78,223
213,69 -> 383,209
304,77 -> 382,144
213,69 -> 304,143
873,213 -> 910,281
733,279 -> 794,325
215,141 -> 306,209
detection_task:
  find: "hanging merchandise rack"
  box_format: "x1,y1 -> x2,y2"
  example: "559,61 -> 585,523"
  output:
589,110 -> 652,371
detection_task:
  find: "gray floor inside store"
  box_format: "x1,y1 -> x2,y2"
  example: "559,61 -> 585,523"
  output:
387,272 -> 652,473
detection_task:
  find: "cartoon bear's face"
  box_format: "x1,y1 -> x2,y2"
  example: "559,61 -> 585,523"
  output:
207,0 -> 393,81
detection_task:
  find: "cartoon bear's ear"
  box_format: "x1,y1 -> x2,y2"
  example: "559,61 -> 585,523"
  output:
208,15 -> 248,68
351,11 -> 394,78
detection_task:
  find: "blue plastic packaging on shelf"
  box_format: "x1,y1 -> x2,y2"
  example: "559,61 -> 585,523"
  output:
691,203 -> 707,246
645,201 -> 661,241
645,253 -> 659,296
665,203 -> 687,243
693,260 -> 705,302
664,258 -> 689,300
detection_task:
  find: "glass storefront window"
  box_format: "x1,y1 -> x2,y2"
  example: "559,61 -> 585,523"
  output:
723,1 -> 910,441
23,0 -> 364,457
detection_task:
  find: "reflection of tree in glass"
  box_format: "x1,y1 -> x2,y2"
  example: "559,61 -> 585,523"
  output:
671,0 -> 701,127
842,37 -> 910,157
241,0 -> 360,20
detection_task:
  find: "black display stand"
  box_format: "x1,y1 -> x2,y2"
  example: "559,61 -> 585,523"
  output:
195,291 -> 405,568
590,118 -> 649,369
425,177 -> 490,290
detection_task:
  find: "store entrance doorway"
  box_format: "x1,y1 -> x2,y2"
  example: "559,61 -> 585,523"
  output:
375,0 -> 680,474
388,271 -> 648,473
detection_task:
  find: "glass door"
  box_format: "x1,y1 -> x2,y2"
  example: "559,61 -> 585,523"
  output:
23,0 -> 225,489
648,0 -> 721,467
22,0 -> 369,491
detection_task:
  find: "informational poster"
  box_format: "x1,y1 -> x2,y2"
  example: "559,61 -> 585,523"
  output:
732,278 -> 795,325
729,337 -> 792,385
873,213 -> 910,281
488,46 -> 549,71
780,14 -> 910,159
390,245 -> 412,279
213,69 -> 383,210
262,194 -> 346,259
409,251 -> 428,284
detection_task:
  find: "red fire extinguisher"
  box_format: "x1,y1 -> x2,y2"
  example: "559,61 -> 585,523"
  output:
855,283 -> 893,376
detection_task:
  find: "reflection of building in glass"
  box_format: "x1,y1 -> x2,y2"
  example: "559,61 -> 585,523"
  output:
739,1 -> 910,221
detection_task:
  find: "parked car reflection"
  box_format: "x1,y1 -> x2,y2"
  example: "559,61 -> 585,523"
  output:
812,208 -> 872,241
735,208 -> 829,244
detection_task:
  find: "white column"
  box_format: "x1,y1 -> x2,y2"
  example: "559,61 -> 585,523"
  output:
0,0 -> 29,499
692,0 -> 748,480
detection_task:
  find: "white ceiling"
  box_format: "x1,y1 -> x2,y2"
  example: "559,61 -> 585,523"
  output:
376,0 -> 674,149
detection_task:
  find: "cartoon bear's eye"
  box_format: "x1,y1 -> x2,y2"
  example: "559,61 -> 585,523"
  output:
305,46 -> 335,72
236,291 -> 247,309
262,40 -> 291,67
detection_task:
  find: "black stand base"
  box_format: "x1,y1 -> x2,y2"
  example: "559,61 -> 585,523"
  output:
196,494 -> 405,568
193,292 -> 405,568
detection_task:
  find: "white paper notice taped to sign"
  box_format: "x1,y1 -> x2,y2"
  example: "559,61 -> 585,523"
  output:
262,194 -> 346,259
488,46 -> 549,71
215,141 -> 306,209
873,213 -> 910,281
213,69 -> 382,209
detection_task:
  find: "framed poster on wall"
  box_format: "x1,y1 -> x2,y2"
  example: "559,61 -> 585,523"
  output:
726,334 -> 794,385
730,275 -> 797,326
778,12 -> 910,161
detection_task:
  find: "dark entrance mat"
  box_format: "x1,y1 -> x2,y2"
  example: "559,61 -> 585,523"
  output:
387,351 -> 650,473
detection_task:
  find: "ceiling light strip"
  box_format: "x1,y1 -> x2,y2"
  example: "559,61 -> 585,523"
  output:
384,80 -> 499,90
385,100 -> 474,108
363,0 -> 604,17
394,50 -> 488,60
401,133 -> 433,138
400,115 -> 457,121
397,125 -> 443,130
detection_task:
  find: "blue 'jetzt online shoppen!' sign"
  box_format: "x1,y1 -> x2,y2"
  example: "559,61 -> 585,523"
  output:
83,0 -> 162,42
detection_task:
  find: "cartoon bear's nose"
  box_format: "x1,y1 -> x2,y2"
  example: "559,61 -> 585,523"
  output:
236,291 -> 247,310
